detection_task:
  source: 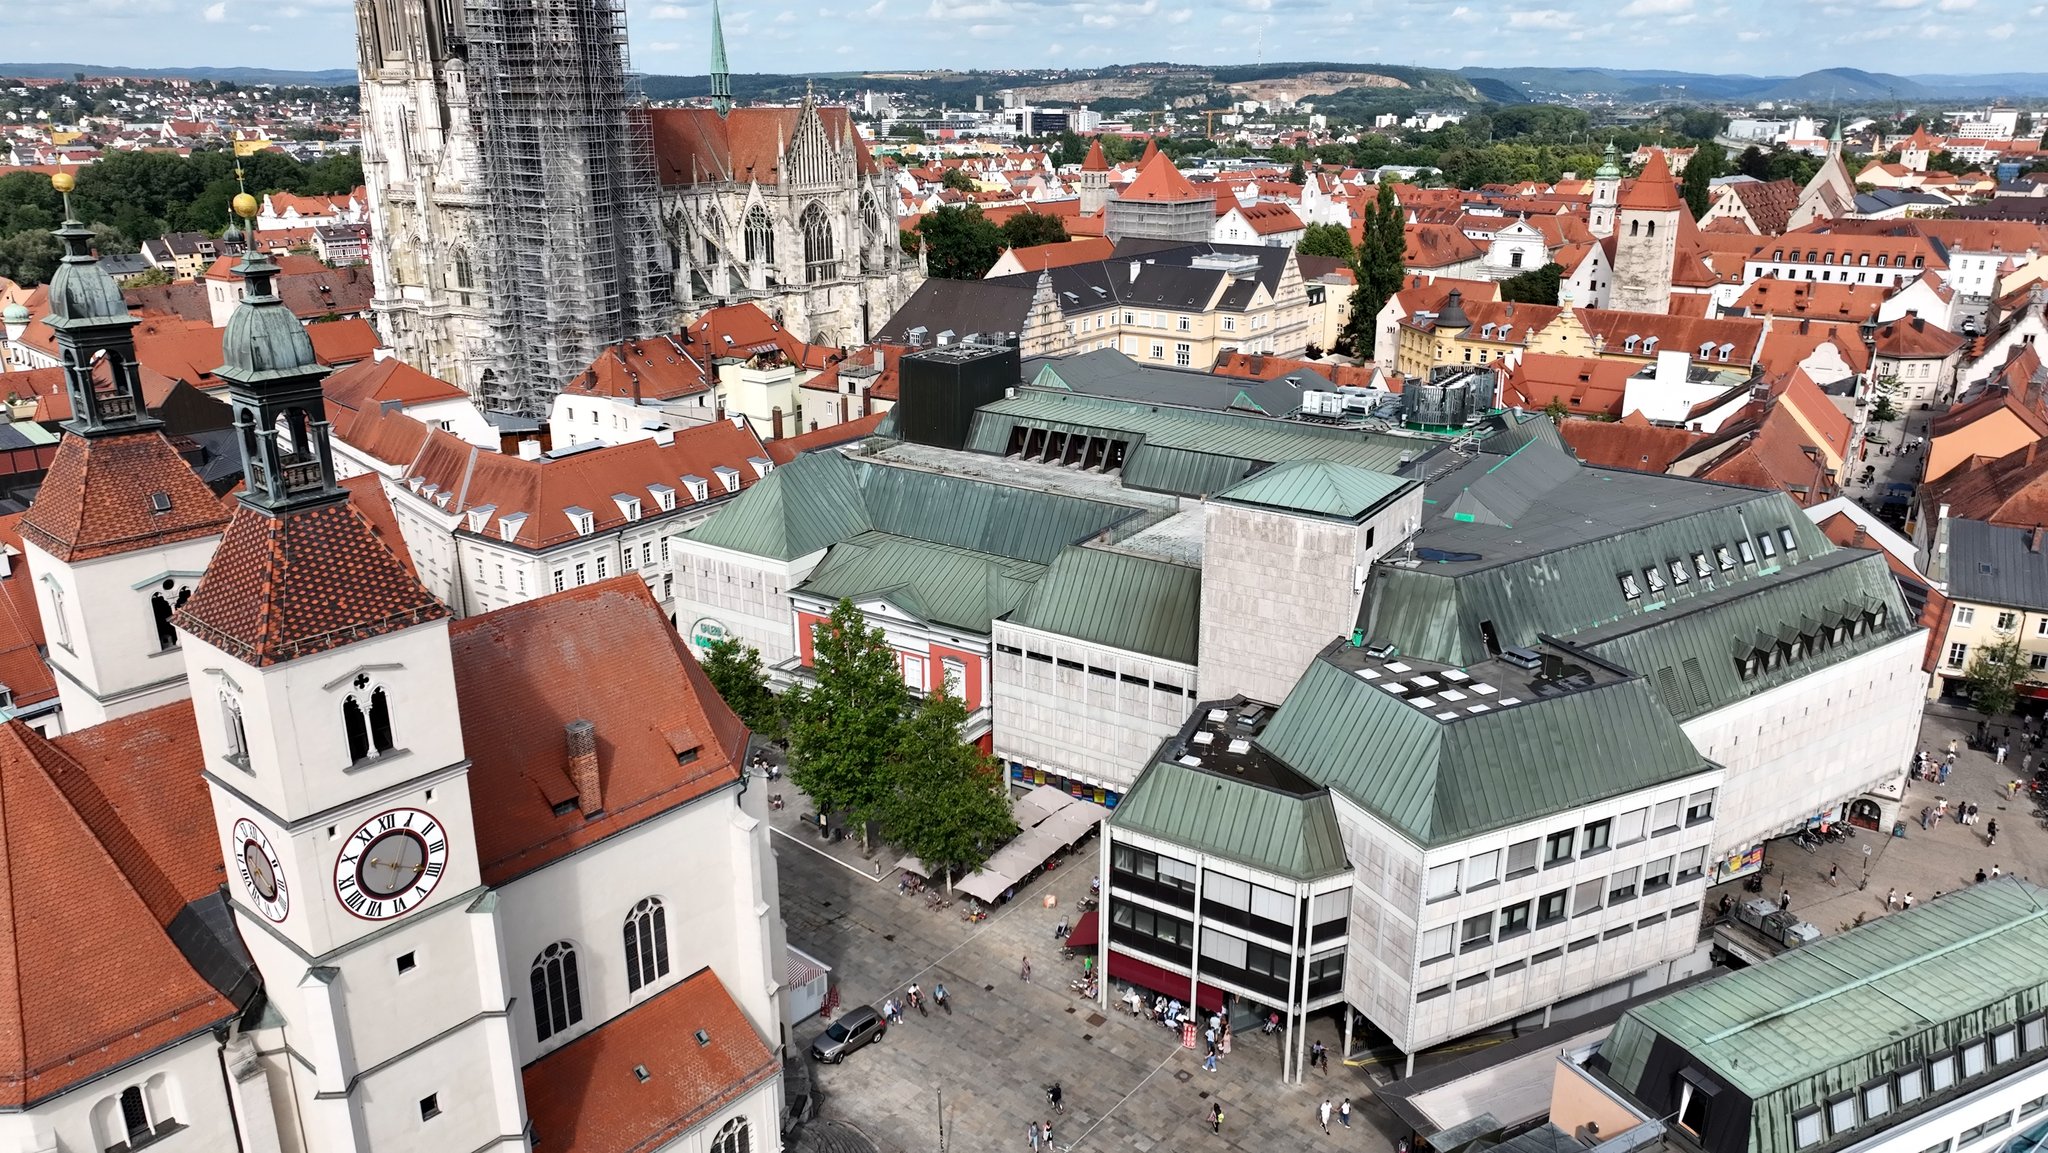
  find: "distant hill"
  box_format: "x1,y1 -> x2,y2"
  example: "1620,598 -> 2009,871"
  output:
1462,65 -> 2048,103
0,62 -> 357,85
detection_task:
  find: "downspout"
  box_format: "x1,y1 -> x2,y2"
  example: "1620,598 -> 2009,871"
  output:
212,1027 -> 249,1153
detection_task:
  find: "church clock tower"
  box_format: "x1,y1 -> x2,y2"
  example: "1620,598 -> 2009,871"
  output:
175,196 -> 529,1152
356,0 -> 493,395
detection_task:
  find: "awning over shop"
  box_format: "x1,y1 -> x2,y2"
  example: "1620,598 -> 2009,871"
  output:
1107,948 -> 1223,1013
1066,909 -> 1099,949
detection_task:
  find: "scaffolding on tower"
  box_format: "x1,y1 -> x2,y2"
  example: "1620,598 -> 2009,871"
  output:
463,0 -> 671,416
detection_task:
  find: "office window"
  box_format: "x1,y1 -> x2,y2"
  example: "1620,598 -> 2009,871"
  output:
1686,790 -> 1716,823
1758,533 -> 1777,558
1739,539 -> 1756,564
1677,847 -> 1708,882
1644,856 -> 1674,892
1461,911 -> 1494,951
1572,878 -> 1603,916
1426,861 -> 1460,900
1466,850 -> 1500,888
1584,818 -> 1612,852
1507,838 -> 1539,876
1617,807 -> 1648,843
1537,889 -> 1567,925
2020,1094 -> 2048,1120
1150,342 -> 1164,360
1500,901 -> 1531,936
1794,1111 -> 1824,1149
1420,924 -> 1454,962
1653,799 -> 1682,832
1959,1114 -> 2012,1144
1863,1082 -> 1890,1120
1827,1095 -> 1857,1135
1544,829 -> 1575,864
1608,866 -> 1639,903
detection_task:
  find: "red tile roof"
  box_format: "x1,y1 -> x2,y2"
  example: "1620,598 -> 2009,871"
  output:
451,578 -> 747,885
763,412 -> 887,466
19,431 -> 230,563
0,716 -> 234,1107
648,106 -> 876,187
1920,437 -> 2048,529
307,318 -> 379,366
121,280 -> 210,323
1619,151 -> 1683,213
996,237 -> 1116,273
55,701 -> 226,912
1230,201 -> 1305,236
1756,318 -> 1870,377
686,303 -> 833,370
397,418 -> 770,550
1732,277 -> 1888,323
175,501 -> 451,667
521,966 -> 777,1153
16,360 -> 183,423
1724,179 -> 1802,235
1689,404 -> 1841,505
340,474 -> 418,576
324,356 -> 469,416
1212,350 -> 1380,389
1119,151 -> 1207,204
565,335 -> 714,402
1081,138 -> 1109,172
333,403 -> 434,468
1874,315 -> 1965,360
1401,223 -> 1483,269
201,257 -> 374,322
801,344 -> 903,402
0,518 -> 52,712
1559,411 -> 1706,472
1500,354 -> 1637,417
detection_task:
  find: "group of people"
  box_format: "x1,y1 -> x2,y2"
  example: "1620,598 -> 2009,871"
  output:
882,981 -> 947,1024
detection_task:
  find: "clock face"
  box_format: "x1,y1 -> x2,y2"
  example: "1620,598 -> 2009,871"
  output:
333,807 -> 449,921
232,817 -> 289,922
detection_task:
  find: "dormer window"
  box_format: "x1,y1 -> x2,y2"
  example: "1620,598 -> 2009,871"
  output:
1669,559 -> 1688,586
1779,526 -> 1798,552
1643,566 -> 1665,594
649,484 -> 676,512
1623,335 -> 1640,353
747,456 -> 773,479
1692,552 -> 1711,579
613,494 -> 642,522
1716,545 -> 1736,571
713,466 -> 742,493
466,504 -> 497,533
682,474 -> 709,503
499,513 -> 528,542
1642,336 -> 1658,354
1717,343 -> 1733,362
565,507 -> 596,536
1619,572 -> 1642,600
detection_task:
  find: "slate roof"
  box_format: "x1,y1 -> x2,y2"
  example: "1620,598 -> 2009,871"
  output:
1012,545 -> 1201,665
872,278 -> 1039,345
1602,879 -> 2048,1107
174,501 -> 451,667
794,530 -> 1044,633
1945,518 -> 2048,612
1214,459 -> 1414,522
19,430 -> 230,563
1030,347 -> 1321,415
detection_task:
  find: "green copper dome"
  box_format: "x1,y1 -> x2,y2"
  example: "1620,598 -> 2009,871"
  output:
1595,142 -> 1621,180
1,302 -> 27,325
44,219 -> 133,329
220,291 -> 320,379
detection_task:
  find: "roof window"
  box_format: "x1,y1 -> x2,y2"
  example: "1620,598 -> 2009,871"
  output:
649,483 -> 676,512
565,506 -> 596,536
682,475 -> 709,502
466,504 -> 497,532
713,466 -> 742,493
498,513 -> 527,541
614,493 -> 642,522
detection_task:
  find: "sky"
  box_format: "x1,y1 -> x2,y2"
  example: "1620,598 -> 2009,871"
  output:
7,0 -> 2044,80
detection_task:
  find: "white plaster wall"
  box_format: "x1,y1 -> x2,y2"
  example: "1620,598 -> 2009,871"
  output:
1843,1055 -> 2048,1153
27,531 -> 219,727
670,539 -> 819,667
0,1034 -> 240,1153
1684,632 -> 1928,858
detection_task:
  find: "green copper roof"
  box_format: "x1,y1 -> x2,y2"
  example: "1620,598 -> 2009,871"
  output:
217,240 -> 321,383
1112,760 -> 1348,881
43,213 -> 134,330
1215,459 -> 1415,522
1595,141 -> 1621,180
1601,880 -> 2048,1153
709,0 -> 732,115
794,531 -> 1043,633
964,390 -> 1424,498
1013,546 -> 1201,664
685,449 -> 1139,565
1255,653 -> 1708,846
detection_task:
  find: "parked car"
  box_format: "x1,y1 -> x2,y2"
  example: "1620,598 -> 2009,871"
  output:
810,1005 -> 886,1063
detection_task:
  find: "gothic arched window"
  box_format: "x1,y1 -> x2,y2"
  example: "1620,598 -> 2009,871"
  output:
744,206 -> 774,268
531,941 -> 583,1043
1645,220 -> 1657,238
624,897 -> 670,993
343,675 -> 395,763
149,579 -> 191,652
801,203 -> 836,283
451,248 -> 474,307
1630,219 -> 1640,238
222,694 -> 249,766
712,1117 -> 752,1153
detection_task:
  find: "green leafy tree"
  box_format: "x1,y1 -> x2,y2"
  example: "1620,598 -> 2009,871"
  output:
1963,636 -> 2030,718
1736,145 -> 1771,181
1680,145 -> 1724,219
0,229 -> 61,287
941,167 -> 977,193
1297,222 -> 1354,260
915,205 -> 1004,280
879,691 -> 1017,891
1288,158 -> 1306,185
1339,182 -> 1405,358
784,599 -> 908,842
1542,397 -> 1569,425
999,211 -> 1069,250
699,636 -> 780,740
1869,394 -> 1898,423
1498,262 -> 1563,306
900,227 -> 921,256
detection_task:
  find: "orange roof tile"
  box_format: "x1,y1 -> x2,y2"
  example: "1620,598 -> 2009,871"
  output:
307,318 -> 379,366
1756,318 -> 1870,377
1873,315 -> 1965,360
451,578 -> 747,885
996,237 -> 1115,274
1559,410 -> 1706,472
1402,223 -> 1483,269
1732,277 -> 1889,323
19,431 -> 230,563
647,106 -> 875,188
1921,437 -> 2048,529
522,967 -> 777,1153
175,501 -> 451,668
1691,405 -> 1840,505
763,412 -> 887,466
1619,151 -> 1683,213
1081,138 -> 1109,172
1501,355 -> 1636,417
340,474 -> 418,576
1119,151 -> 1207,204
1212,350 -> 1380,389
323,356 -> 469,415
0,518 -> 51,711
333,402 -> 434,468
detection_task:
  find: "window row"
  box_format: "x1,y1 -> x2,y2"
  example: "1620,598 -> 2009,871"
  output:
1414,908 -> 1703,1002
1111,901 -> 1193,948
1425,799 -> 1713,901
1618,530 -> 1799,604
1791,1014 -> 2048,1149
530,897 -> 674,1045
998,644 -> 1194,700
1112,844 -> 1199,893
1738,606 -> 1888,681
1767,248 -> 1927,269
1423,850 -> 1707,961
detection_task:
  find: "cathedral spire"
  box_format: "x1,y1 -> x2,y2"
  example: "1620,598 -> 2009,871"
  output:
215,188 -> 344,516
710,0 -> 732,116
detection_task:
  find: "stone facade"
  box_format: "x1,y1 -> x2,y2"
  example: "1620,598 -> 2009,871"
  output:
1609,203 -> 1678,314
991,620 -> 1199,795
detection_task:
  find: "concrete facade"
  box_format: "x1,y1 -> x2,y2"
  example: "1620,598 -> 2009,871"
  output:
991,619 -> 1200,796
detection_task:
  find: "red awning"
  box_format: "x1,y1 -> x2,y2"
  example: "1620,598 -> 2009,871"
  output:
1066,910 -> 1099,949
1107,948 -> 1224,1013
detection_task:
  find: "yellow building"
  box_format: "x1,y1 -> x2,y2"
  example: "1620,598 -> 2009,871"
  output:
1393,292 -> 1766,379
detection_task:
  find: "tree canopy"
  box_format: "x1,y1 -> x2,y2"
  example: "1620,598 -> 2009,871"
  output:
1339,182 -> 1405,358
879,691 -> 1017,888
941,167 -> 977,192
1964,636 -> 2030,718
915,204 -> 1004,280
1680,144 -> 1725,220
1297,222 -> 1354,260
784,599 -> 909,835
699,636 -> 780,740
1498,262 -> 1564,307
999,211 -> 1069,250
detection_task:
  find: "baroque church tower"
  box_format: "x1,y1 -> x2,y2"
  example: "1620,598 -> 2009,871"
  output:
1588,142 -> 1620,240
355,0 -> 493,396
175,197 -> 527,1151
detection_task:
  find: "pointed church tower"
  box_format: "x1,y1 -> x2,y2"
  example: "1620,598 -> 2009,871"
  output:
1609,150 -> 1681,315
1589,142 -> 1621,239
1078,137 -> 1111,217
18,173 -> 229,731
710,0 -> 733,116
174,194 -> 526,1149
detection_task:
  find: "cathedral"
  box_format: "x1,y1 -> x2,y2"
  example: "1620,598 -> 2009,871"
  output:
357,0 -> 919,411
0,184 -> 787,1153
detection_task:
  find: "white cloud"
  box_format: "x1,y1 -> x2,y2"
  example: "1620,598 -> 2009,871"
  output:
203,1 -> 226,19
1448,4 -> 1478,18
862,0 -> 885,12
1735,28 -> 1763,38
1871,0 -> 1924,9
1988,20 -> 2015,34
967,20 -> 1011,35
1936,0 -> 1974,9
648,3 -> 697,15
646,39 -> 681,49
1506,8 -> 1573,27
1619,0 -> 1691,14
774,9 -> 797,21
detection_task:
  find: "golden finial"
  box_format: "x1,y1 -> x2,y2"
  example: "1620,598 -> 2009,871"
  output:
49,171 -> 75,194
233,192 -> 260,220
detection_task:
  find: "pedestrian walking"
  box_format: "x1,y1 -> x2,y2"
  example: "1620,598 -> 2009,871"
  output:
1021,955 -> 1031,982
1979,867 -> 1990,883
1780,887 -> 1792,912
1998,744 -> 2009,764
1204,1049 -> 1218,1072
1049,1082 -> 1063,1114
1920,805 -> 1933,830
2026,752 -> 2035,774
1321,1100 -> 1333,1134
1950,738 -> 1960,756
2009,779 -> 2023,798
1994,864 -> 2003,879
1029,1121 -> 1041,1150
1904,891 -> 1915,910
1211,1103 -> 1224,1135
1828,863 -> 1839,887
1886,887 -> 1898,910
1341,1099 -> 1353,1128
1938,798 -> 1950,822
1990,818 -> 2001,847
1043,1120 -> 1053,1148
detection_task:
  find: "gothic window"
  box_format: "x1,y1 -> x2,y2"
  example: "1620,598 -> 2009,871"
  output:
343,675 -> 395,763
801,203 -> 837,283
120,1085 -> 152,1144
1630,219 -> 1640,238
713,1117 -> 753,1153
531,941 -> 583,1043
744,206 -> 774,268
451,248 -> 473,306
1646,220 -> 1657,238
222,694 -> 249,767
150,579 -> 192,651
624,896 -> 671,993
42,578 -> 68,648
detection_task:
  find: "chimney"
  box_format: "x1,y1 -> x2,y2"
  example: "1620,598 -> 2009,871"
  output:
566,720 -> 602,815
2034,525 -> 2046,555
1129,260 -> 1141,283
517,439 -> 543,461
873,346 -> 885,372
